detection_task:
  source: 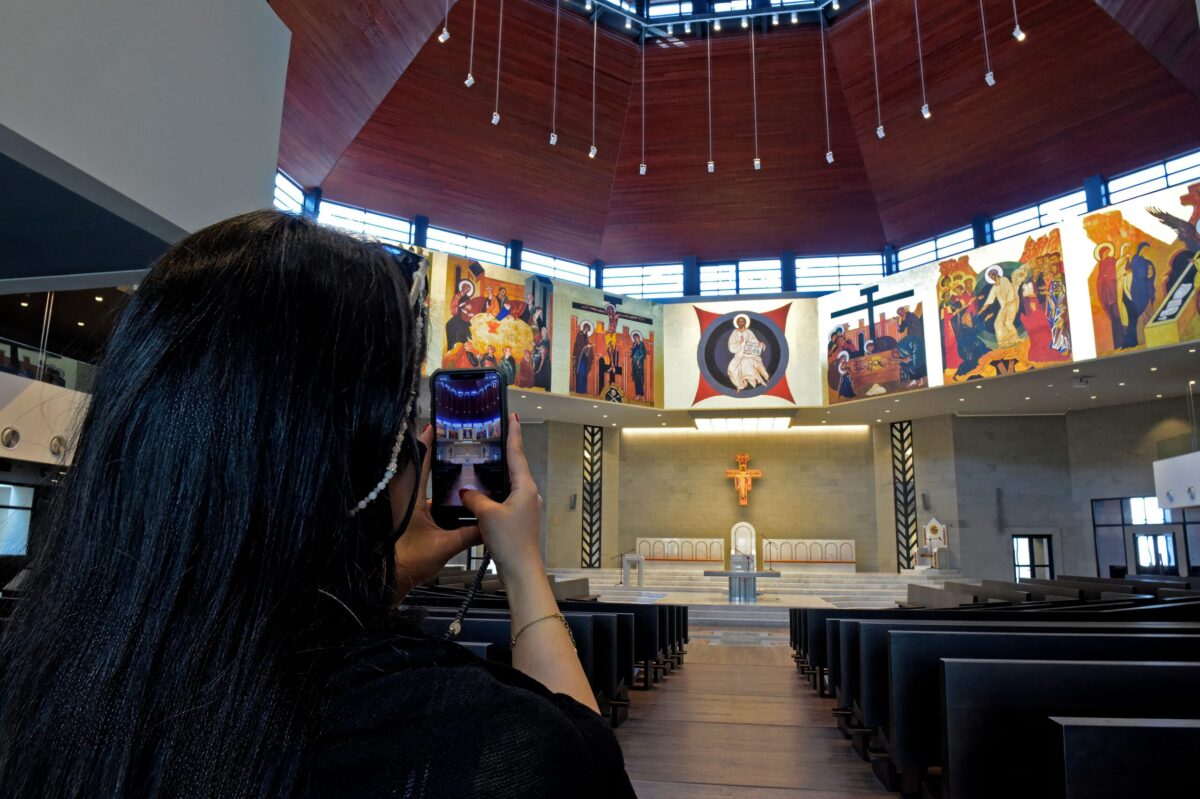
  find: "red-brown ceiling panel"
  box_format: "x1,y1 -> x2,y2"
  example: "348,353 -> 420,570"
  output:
829,0 -> 1200,247
271,0 -> 452,188
599,25 -> 885,265
322,0 -> 638,263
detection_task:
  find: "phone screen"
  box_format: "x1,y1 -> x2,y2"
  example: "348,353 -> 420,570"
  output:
431,369 -> 508,524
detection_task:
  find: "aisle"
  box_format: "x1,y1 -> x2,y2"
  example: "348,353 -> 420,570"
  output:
614,627 -> 890,798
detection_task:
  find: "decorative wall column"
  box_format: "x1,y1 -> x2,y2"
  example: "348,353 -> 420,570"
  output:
580,425 -> 603,568
890,420 -> 918,570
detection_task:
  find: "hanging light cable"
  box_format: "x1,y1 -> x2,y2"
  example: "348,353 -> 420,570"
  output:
820,11 -> 833,164
438,0 -> 450,42
464,0 -> 478,86
706,21 -> 714,173
639,34 -> 647,175
750,20 -> 760,170
914,0 -> 930,119
868,0 -> 884,139
980,0 -> 996,85
492,0 -> 505,123
1011,0 -> 1026,41
589,15 -> 598,158
549,0 -> 560,142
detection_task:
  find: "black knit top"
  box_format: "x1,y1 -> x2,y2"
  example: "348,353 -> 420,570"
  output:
306,629 -> 637,798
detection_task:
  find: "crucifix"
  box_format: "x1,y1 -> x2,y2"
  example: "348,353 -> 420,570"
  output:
830,284 -> 915,340
725,454 -> 762,506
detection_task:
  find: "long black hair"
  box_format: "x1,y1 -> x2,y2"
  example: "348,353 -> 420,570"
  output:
0,210 -> 426,797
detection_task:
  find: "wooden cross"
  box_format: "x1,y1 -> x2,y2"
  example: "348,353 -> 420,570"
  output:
724,454 -> 762,506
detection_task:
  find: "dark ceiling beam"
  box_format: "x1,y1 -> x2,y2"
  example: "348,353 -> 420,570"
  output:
1094,0 -> 1200,100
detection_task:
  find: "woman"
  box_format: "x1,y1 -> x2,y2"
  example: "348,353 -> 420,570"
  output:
0,211 -> 633,798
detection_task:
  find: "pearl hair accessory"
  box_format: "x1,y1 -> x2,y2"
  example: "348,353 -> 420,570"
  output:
349,248 -> 430,517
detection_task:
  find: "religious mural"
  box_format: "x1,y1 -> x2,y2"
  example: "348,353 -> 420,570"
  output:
441,256 -> 552,390
825,284 -> 928,403
1083,180 -> 1200,356
569,300 -> 657,405
692,305 -> 794,404
937,228 -> 1072,383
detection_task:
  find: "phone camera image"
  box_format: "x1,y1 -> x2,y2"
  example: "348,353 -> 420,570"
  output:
432,373 -> 506,511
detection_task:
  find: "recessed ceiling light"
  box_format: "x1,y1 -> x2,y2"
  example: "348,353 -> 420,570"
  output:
1156,394 -> 1163,398
611,422 -> 616,426
521,395 -> 527,399
1190,349 -> 1196,353
661,422 -> 666,426
76,321 -> 85,327
975,384 -> 982,389
958,398 -> 965,402
1024,396 -> 1031,400
876,418 -> 882,423
94,296 -> 104,302
536,405 -> 543,409
1072,368 -> 1079,373
821,420 -> 827,424
1090,395 -> 1097,400
19,301 -> 29,308
593,405 -> 598,408
603,414 -> 608,418
1118,382 -> 1125,386
893,399 -> 900,403
657,413 -> 662,417
1151,367 -> 1158,372
885,409 -> 891,413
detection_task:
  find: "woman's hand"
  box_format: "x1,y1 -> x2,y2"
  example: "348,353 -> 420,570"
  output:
389,424 -> 482,602
460,414 -> 544,587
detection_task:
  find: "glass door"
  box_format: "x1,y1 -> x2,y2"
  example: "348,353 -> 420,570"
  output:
1134,533 -> 1178,576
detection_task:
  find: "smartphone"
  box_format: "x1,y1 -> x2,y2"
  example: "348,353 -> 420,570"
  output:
429,368 -> 510,528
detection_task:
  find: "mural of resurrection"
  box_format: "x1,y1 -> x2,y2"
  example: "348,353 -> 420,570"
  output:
937,228 -> 1072,382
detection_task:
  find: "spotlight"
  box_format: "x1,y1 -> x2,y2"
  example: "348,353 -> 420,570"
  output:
549,131 -> 558,145
1013,24 -> 1026,41
985,70 -> 996,86
921,103 -> 931,119
639,163 -> 647,175
741,17 -> 748,29
19,301 -> 28,307
76,321 -> 85,327
667,23 -> 673,35
625,17 -> 632,29
707,160 -> 715,173
491,111 -> 501,125
685,21 -> 691,33
832,0 -> 840,9
772,14 -> 779,26
94,296 -> 104,302
464,73 -> 475,87
753,157 -> 761,171
825,150 -> 834,164
438,27 -> 450,44
876,124 -> 886,139
790,12 -> 798,24
585,0 -> 592,9
714,19 -> 721,31
589,145 -> 598,159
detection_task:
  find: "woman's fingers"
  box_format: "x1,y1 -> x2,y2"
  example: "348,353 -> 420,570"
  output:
418,423 -> 434,502
506,413 -> 536,495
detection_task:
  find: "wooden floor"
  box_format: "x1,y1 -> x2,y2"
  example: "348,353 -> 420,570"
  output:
615,627 -> 891,798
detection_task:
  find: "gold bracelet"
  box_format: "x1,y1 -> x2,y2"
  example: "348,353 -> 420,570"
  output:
511,612 -> 576,651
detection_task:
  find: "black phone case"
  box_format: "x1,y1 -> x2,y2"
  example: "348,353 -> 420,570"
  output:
429,368 -> 509,528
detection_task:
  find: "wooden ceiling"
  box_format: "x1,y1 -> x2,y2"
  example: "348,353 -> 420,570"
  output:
272,0 -> 1200,264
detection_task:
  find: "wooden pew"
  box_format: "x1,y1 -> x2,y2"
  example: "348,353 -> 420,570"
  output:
887,630 -> 1200,796
941,659 -> 1200,799
1051,717 -> 1200,798
981,579 -> 1077,602
456,641 -> 492,659
839,618 -> 1200,772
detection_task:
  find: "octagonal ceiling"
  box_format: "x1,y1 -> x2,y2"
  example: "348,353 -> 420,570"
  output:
271,0 -> 1200,265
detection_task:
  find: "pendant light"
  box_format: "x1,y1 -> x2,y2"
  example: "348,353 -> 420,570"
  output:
492,0 -> 505,124
914,0 -> 930,119
868,0 -> 884,138
549,0 -> 560,143
464,0 -> 478,86
820,11 -> 833,164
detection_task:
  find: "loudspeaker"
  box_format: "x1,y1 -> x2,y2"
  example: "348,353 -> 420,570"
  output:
569,493 -> 577,510
921,492 -> 930,511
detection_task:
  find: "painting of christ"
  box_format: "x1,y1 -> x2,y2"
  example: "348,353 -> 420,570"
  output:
937,228 -> 1073,383
441,257 -> 552,391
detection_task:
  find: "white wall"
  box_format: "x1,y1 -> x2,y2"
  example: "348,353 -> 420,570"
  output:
0,372 -> 88,466
0,0 -> 291,240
